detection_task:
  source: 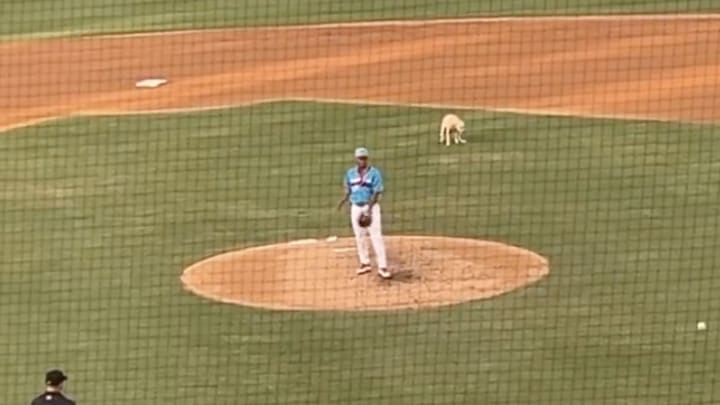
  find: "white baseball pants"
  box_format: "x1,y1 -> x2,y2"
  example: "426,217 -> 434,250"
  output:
350,204 -> 387,269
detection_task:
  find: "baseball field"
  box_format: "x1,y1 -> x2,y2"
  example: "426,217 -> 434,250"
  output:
2,1 -> 719,404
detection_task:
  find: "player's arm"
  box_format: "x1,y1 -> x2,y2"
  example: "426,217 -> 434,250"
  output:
337,174 -> 351,210
367,170 -> 384,212
337,186 -> 350,210
367,191 -> 381,213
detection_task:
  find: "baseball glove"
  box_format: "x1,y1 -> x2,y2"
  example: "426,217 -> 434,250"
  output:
358,213 -> 372,227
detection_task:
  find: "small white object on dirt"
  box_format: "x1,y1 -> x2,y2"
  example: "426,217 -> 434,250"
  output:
135,78 -> 168,88
697,321 -> 707,331
326,236 -> 338,242
288,239 -> 318,245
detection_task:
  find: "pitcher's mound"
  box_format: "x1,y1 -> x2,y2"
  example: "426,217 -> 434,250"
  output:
181,236 -> 549,311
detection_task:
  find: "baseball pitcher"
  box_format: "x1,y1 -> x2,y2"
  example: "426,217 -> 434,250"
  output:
337,147 -> 390,279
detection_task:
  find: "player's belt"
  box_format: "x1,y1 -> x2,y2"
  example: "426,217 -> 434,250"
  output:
353,202 -> 368,207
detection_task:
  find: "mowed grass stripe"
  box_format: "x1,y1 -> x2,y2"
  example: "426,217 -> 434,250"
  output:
2,0 -> 719,38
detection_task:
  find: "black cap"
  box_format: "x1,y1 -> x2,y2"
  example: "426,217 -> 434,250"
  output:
45,370 -> 68,386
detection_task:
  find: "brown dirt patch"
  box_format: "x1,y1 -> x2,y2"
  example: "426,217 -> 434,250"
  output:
2,16 -> 720,132
181,236 -> 549,311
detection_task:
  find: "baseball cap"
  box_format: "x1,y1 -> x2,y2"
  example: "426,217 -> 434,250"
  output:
45,369 -> 68,386
354,147 -> 369,158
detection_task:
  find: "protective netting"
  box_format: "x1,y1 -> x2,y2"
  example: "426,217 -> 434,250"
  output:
2,2 -> 719,405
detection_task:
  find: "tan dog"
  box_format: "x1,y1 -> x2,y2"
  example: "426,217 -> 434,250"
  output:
439,114 -> 466,146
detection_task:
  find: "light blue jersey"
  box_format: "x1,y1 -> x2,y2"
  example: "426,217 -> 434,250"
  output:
344,166 -> 384,205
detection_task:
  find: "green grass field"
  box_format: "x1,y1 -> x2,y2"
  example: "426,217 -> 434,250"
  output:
1,0 -> 718,38
2,103 -> 719,404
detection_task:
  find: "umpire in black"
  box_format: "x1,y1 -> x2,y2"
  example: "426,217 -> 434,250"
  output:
31,370 -> 76,405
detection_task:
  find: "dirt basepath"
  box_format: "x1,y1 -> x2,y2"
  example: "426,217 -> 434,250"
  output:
1,16 -> 719,132
181,236 -> 549,311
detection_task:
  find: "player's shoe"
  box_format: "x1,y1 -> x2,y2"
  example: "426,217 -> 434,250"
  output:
357,264 -> 372,275
378,268 -> 392,279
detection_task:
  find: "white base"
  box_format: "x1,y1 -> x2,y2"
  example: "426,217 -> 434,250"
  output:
135,78 -> 168,88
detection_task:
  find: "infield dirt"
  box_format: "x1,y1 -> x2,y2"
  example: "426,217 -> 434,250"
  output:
1,16 -> 720,132
181,236 -> 549,311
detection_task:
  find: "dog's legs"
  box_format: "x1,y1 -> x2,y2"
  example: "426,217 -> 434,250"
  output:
439,125 -> 446,144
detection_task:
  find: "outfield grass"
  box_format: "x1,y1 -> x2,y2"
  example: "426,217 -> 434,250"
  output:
1,0 -> 718,38
1,102 -> 718,404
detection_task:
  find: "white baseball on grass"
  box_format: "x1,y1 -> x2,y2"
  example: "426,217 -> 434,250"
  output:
326,235 -> 338,242
697,321 -> 707,331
